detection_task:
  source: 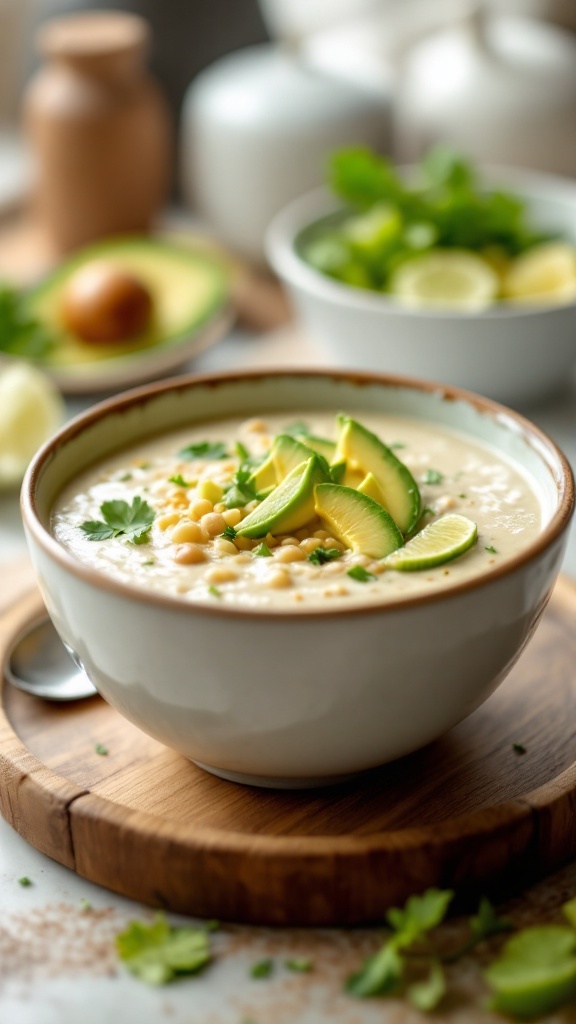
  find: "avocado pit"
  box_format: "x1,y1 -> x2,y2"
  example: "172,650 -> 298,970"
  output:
61,260 -> 153,343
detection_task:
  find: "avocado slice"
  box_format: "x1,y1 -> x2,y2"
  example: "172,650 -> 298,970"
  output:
295,434 -> 336,462
335,417 -> 421,535
315,483 -> 403,559
357,472 -> 386,505
238,455 -> 330,538
26,236 -> 228,368
247,434 -> 328,492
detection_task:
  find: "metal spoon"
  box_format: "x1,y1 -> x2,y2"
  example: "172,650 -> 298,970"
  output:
5,615 -> 98,701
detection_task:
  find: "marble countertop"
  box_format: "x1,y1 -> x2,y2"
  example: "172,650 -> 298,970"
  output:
1,324 -> 575,1023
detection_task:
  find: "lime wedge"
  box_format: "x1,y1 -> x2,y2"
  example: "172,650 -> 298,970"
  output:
383,514 -> 477,571
389,251 -> 498,311
315,483 -> 403,559
0,362 -> 64,488
238,455 -> 329,538
503,242 -> 576,306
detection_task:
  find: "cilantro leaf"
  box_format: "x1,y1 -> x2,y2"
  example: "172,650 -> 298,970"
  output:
469,897 -> 512,943
178,441 -> 229,461
253,543 -> 272,557
95,743 -> 109,756
347,566 -> 376,583
308,548 -> 342,565
250,959 -> 273,979
387,888 -> 453,947
285,958 -> 313,973
235,441 -> 249,460
329,148 -> 404,211
79,520 -> 115,541
18,876 -> 32,887
406,960 -> 446,1012
484,925 -> 576,1018
422,469 -> 443,485
80,497 -> 155,544
221,525 -> 237,541
168,474 -> 192,487
0,284 -> 56,359
116,913 -> 212,986
346,941 -> 403,997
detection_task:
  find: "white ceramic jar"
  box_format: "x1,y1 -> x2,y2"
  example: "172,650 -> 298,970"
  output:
180,44 -> 390,263
396,12 -> 576,176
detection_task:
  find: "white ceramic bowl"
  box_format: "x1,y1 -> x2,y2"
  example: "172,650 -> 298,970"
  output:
21,370 -> 574,788
266,168 -> 576,407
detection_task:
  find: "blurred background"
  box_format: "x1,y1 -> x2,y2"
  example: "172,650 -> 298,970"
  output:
3,0 -> 576,261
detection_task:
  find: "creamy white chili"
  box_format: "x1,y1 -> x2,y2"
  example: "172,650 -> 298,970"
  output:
51,411 -> 544,610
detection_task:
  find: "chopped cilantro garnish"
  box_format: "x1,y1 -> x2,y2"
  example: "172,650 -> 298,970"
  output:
118,472 -> 133,482
80,497 -> 155,544
253,543 -> 272,557
18,876 -> 32,887
235,441 -> 249,460
223,459 -> 265,509
221,524 -> 237,541
407,961 -> 446,1012
283,420 -> 311,437
116,913 -> 212,985
178,441 -> 229,461
250,959 -> 274,979
95,743 -> 109,756
168,474 -> 192,487
142,559 -> 155,566
308,547 -> 342,565
208,585 -> 221,598
285,958 -> 313,973
485,545 -> 498,554
423,469 -> 443,485
512,742 -> 527,755
458,493 -> 467,499
347,565 -> 376,583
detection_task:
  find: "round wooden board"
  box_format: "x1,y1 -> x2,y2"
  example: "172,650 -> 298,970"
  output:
1,579 -> 576,926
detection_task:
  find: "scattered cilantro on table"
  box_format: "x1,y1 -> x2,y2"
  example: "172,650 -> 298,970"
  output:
95,743 -> 109,756
18,876 -> 32,887
116,913 -> 212,985
285,957 -> 313,973
80,496 -> 155,544
250,958 -> 274,979
513,742 -> 527,755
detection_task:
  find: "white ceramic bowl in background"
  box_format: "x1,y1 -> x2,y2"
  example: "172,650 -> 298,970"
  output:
21,371 -> 574,787
180,44 -> 390,263
266,168 -> 576,407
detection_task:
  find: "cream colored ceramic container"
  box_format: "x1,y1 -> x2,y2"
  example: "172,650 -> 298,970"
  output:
267,168 -> 576,407
21,371 -> 574,787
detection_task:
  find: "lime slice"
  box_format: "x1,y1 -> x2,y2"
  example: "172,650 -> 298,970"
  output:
503,242 -> 576,306
315,483 -> 403,559
238,455 -> 329,538
389,251 -> 499,311
383,514 -> 477,571
0,361 -> 64,488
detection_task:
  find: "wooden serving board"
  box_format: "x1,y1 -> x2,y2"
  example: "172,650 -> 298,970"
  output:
2,572 -> 576,927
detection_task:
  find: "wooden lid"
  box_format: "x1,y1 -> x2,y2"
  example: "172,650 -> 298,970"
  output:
37,11 -> 149,64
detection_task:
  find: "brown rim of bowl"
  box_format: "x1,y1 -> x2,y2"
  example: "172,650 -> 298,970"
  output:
21,367 -> 575,622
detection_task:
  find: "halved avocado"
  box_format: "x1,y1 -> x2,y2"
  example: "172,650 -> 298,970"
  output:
238,455 -> 330,538
26,236 -> 228,368
334,417 -> 421,535
315,483 -> 403,559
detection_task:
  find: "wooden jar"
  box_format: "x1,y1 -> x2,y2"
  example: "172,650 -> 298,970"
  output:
23,11 -> 171,252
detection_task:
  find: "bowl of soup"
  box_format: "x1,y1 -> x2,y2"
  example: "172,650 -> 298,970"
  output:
21,370 -> 574,787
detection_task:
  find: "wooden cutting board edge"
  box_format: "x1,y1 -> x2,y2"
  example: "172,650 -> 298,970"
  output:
1,576 -> 576,924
